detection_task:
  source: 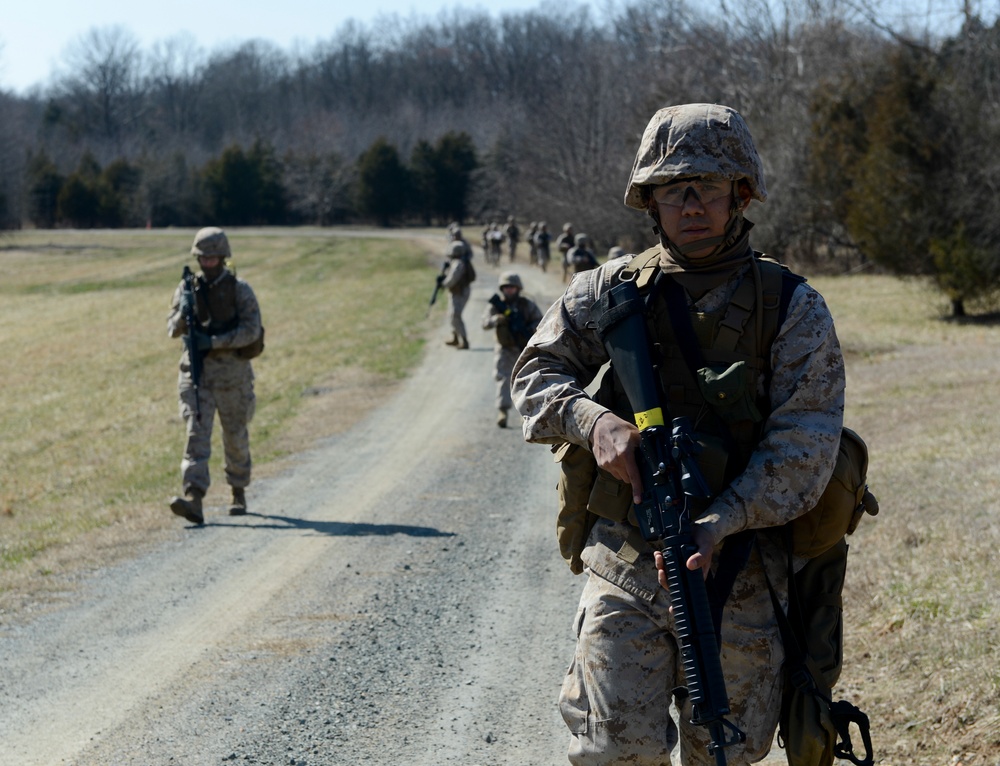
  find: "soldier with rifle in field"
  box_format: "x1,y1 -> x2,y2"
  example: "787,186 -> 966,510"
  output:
481,271 -> 543,428
511,104 -> 846,764
167,227 -> 263,524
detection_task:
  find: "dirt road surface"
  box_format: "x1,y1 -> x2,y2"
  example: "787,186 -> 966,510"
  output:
0,235 -> 787,766
0,241 -> 585,766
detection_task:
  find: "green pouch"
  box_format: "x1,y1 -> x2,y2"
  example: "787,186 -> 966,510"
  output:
697,361 -> 762,426
554,442 -> 599,575
779,661 -> 839,766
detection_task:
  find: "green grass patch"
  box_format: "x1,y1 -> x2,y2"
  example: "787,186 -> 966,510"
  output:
0,227 -> 435,571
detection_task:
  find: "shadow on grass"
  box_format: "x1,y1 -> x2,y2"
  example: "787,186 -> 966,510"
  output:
943,311 -> 1000,326
191,512 -> 455,538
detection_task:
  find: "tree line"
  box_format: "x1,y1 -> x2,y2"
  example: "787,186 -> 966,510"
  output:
1,0 -> 998,313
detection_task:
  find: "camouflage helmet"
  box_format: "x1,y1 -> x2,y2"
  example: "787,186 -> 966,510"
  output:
191,227 -> 231,259
574,233 -> 588,247
449,241 -> 466,257
562,222 -> 573,233
499,271 -> 523,289
624,104 -> 767,211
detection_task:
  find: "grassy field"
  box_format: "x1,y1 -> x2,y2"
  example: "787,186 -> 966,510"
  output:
816,275 -> 1000,765
0,227 -> 437,603
1,230 -> 999,764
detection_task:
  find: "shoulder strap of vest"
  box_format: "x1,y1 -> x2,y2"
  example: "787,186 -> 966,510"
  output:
618,246 -> 661,292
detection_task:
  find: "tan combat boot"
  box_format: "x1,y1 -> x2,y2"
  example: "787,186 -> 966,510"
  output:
444,333 -> 459,346
169,489 -> 204,525
496,409 -> 508,428
229,487 -> 247,516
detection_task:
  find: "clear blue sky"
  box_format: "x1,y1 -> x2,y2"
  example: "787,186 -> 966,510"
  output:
0,0 -> 549,94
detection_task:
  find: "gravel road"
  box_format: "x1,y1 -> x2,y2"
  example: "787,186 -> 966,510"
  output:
0,245 -> 583,766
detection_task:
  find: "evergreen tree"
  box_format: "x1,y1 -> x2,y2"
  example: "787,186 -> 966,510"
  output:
356,137 -> 408,227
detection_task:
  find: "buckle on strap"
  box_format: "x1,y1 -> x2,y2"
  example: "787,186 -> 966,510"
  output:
830,699 -> 874,766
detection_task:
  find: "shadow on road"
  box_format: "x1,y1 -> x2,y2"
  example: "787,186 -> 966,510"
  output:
199,512 -> 455,538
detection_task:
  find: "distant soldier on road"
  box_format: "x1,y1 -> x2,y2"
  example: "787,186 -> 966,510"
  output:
527,221 -> 539,266
566,232 -> 600,275
556,222 -> 575,282
167,227 -> 263,524
481,271 -> 543,428
504,216 -> 521,262
442,239 -> 476,349
534,222 -> 552,273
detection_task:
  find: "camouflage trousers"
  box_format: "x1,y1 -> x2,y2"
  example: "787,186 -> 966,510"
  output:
448,286 -> 470,340
560,544 -> 785,765
493,346 -> 520,410
178,363 -> 255,496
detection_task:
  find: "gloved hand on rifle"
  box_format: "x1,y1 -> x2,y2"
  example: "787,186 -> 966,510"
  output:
192,330 -> 213,352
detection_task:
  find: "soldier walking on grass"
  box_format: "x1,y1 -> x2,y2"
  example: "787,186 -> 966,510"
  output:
167,227 -> 263,524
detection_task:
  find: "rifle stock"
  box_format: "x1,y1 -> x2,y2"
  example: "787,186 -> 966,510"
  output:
594,278 -> 745,765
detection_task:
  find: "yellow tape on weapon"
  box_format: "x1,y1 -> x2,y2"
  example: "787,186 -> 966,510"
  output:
634,407 -> 665,430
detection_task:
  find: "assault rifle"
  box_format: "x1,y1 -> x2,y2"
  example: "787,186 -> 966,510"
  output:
426,261 -> 448,317
488,293 -> 533,348
181,266 -> 204,422
594,277 -> 745,766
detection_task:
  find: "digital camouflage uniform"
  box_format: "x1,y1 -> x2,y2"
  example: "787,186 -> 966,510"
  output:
566,233 -> 600,275
481,272 -> 544,427
511,104 -> 846,765
167,228 -> 262,518
442,241 -> 473,348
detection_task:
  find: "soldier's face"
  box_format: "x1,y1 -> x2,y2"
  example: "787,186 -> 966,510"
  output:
653,178 -> 749,259
198,255 -> 223,278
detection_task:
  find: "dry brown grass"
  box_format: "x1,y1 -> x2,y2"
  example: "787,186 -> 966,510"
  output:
815,274 -> 1000,765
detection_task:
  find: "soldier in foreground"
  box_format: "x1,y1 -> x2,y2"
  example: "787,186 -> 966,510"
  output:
167,227 -> 263,524
512,104 -> 845,764
481,271 -> 543,428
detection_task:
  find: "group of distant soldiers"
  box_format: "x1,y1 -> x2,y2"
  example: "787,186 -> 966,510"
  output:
479,217 -> 620,282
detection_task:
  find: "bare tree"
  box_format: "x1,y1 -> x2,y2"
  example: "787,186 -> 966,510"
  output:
147,33 -> 206,139
54,26 -> 146,151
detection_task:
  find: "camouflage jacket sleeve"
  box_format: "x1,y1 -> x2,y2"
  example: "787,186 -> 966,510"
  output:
511,260 -> 626,447
522,296 -> 545,332
696,280 -> 845,545
167,281 -> 186,338
211,279 -> 262,350
481,297 -> 503,330
441,259 -> 465,290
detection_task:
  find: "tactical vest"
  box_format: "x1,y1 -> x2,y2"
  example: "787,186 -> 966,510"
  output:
195,271 -> 240,336
595,248 -> 787,502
